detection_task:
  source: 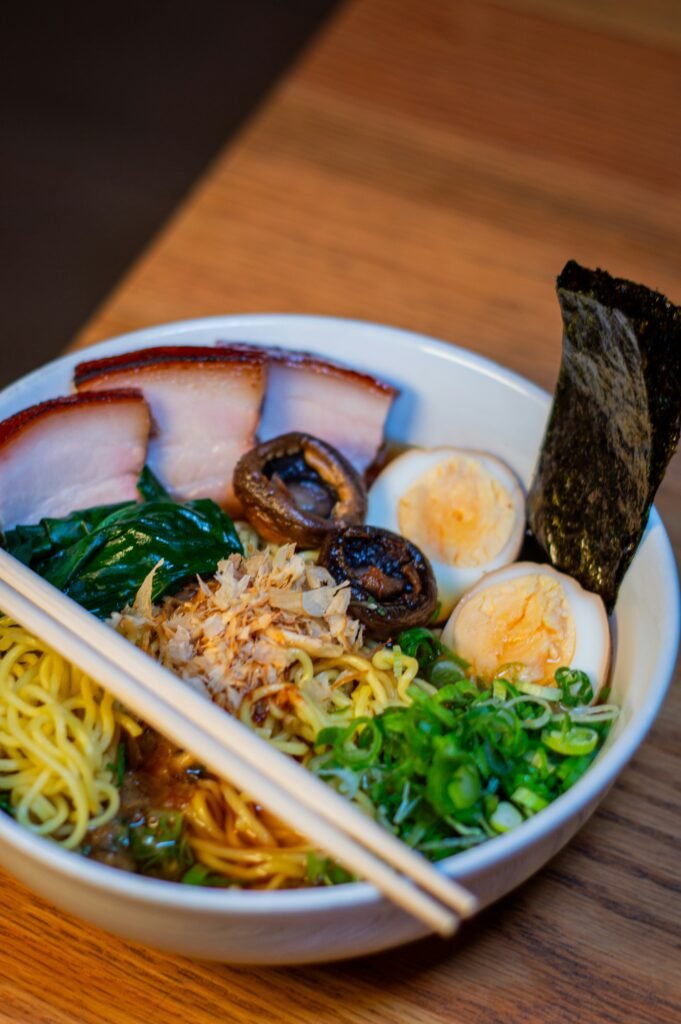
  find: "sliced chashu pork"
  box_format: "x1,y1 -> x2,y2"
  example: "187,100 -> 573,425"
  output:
0,390 -> 150,529
225,344 -> 398,474
75,346 -> 267,512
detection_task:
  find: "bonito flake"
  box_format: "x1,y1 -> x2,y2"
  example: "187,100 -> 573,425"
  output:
112,544 -> 362,712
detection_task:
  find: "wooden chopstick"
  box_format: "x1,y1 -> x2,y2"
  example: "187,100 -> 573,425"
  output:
0,550 -> 478,935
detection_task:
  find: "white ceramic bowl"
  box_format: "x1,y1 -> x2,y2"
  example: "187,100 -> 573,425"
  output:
0,315 -> 678,964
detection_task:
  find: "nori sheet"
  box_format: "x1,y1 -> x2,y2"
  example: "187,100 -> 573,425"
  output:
527,260 -> 681,611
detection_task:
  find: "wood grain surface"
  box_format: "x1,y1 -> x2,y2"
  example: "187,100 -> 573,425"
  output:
2,1 -> 680,1020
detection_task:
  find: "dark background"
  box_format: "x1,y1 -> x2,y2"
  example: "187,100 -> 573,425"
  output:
0,1 -> 340,389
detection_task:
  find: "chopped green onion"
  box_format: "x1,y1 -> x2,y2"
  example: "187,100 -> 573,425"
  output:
425,736 -> 469,815
568,704 -> 619,724
397,627 -> 468,678
515,679 -> 562,700
395,627 -> 442,670
181,864 -> 231,887
105,742 -> 126,787
418,835 -> 484,855
555,666 -> 593,707
556,754 -> 596,790
317,718 -> 382,768
433,678 -> 479,705
128,810 -> 194,879
306,853 -> 354,886
511,786 -> 549,813
429,656 -> 466,689
447,763 -> 481,810
428,602 -> 442,624
181,864 -> 211,885
483,793 -> 499,817
542,726 -> 599,756
307,643 -> 615,865
314,765 -> 361,799
529,746 -> 553,778
114,742 -> 126,787
505,696 -> 552,730
492,678 -> 518,700
490,801 -> 523,833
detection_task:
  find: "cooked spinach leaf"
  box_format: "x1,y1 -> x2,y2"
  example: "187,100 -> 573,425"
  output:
4,502 -> 132,567
3,468 -> 242,617
137,464 -> 171,501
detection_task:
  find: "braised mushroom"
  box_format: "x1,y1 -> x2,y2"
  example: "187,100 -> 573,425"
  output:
233,432 -> 367,546
318,525 -> 437,639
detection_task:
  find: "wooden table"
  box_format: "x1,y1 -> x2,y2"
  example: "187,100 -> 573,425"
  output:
2,1 -> 680,1020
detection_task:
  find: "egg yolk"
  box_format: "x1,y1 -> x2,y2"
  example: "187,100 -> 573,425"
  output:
451,574 -> 576,682
398,456 -> 516,567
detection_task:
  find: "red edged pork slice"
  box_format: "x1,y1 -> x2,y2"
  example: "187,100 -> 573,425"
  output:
75,346 -> 266,512
0,391 -> 150,529
250,347 -> 398,475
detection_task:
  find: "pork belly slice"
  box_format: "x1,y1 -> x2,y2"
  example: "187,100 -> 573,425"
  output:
0,391 -> 150,530
226,344 -> 398,475
75,346 -> 267,511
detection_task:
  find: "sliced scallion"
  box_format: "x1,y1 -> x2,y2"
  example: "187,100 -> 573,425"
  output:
505,695 -> 552,730
568,704 -> 619,723
515,679 -> 562,700
542,725 -> 599,756
447,763 -> 481,810
511,786 -> 549,813
307,630 -> 616,865
555,666 -> 593,707
490,801 -> 524,833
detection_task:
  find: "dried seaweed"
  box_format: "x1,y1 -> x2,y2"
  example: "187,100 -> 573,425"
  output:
527,261 -> 681,611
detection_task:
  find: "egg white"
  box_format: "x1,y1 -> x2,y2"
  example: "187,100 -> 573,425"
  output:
441,561 -> 611,703
367,447 -> 525,621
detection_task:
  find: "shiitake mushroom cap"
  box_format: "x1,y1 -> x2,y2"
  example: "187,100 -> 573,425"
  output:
318,525 -> 438,639
233,432 -> 367,546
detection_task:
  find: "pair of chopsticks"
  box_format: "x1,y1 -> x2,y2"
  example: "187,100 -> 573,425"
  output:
0,549 -> 478,936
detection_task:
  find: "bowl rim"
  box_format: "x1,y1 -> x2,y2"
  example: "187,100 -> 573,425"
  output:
0,312 -> 678,917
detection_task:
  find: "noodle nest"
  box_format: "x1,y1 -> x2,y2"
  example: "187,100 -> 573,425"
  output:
0,542 -> 424,887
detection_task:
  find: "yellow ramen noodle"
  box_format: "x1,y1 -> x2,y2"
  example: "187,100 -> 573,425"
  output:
186,777 -> 313,889
0,616 -> 139,849
0,597 -> 422,889
178,646 -> 422,887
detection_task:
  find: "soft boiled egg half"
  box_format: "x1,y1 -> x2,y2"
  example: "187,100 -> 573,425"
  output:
441,562 -> 611,702
367,447 -> 525,620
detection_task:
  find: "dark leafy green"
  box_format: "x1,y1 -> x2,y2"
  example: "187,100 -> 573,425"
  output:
3,468 -> 242,617
4,502 -> 132,567
136,465 -> 171,501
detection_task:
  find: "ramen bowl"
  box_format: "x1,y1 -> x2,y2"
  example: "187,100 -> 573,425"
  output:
0,315 -> 677,964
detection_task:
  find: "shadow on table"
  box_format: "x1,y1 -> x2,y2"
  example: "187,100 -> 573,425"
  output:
0,0 -> 341,391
